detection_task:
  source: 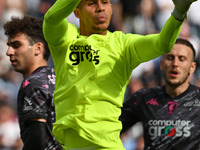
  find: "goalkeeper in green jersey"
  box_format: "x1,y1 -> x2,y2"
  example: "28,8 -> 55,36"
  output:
43,0 -> 198,149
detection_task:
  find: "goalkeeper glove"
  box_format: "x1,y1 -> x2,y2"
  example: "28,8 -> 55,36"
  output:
172,0 -> 198,21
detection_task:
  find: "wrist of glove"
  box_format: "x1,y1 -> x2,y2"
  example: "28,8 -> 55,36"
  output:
172,7 -> 187,21
172,0 -> 197,21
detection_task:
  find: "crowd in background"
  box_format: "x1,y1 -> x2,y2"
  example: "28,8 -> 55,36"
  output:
0,0 -> 200,149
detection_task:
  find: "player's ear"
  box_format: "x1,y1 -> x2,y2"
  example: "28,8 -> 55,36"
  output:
33,42 -> 43,56
160,59 -> 163,71
74,8 -> 80,19
189,61 -> 196,75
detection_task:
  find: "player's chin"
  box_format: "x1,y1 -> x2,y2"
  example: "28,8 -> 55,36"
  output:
167,80 -> 182,86
96,22 -> 109,28
96,25 -> 109,32
13,68 -> 22,74
12,65 -> 23,73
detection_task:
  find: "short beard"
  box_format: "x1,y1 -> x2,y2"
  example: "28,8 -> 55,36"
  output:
164,72 -> 190,88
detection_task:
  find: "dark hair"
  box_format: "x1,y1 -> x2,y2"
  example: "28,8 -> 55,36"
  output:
175,38 -> 196,61
3,15 -> 50,61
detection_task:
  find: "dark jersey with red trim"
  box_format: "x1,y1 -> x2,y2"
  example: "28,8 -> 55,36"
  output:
120,84 -> 200,150
17,66 -> 62,150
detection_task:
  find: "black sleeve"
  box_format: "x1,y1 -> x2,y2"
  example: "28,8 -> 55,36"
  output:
119,91 -> 142,134
18,83 -> 49,123
22,121 -> 47,150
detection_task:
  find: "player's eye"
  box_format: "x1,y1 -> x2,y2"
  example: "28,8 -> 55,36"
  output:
7,42 -> 21,49
88,1 -> 95,5
179,56 -> 186,61
166,55 -> 174,60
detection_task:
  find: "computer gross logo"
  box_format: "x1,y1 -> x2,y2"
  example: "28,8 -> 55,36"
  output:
69,44 -> 100,65
148,120 -> 191,140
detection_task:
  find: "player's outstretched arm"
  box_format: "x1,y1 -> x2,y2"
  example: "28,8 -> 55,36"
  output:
172,0 -> 198,21
132,0 -> 198,63
43,0 -> 81,45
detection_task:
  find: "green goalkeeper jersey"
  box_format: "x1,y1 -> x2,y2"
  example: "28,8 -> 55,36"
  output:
43,0 -> 183,148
